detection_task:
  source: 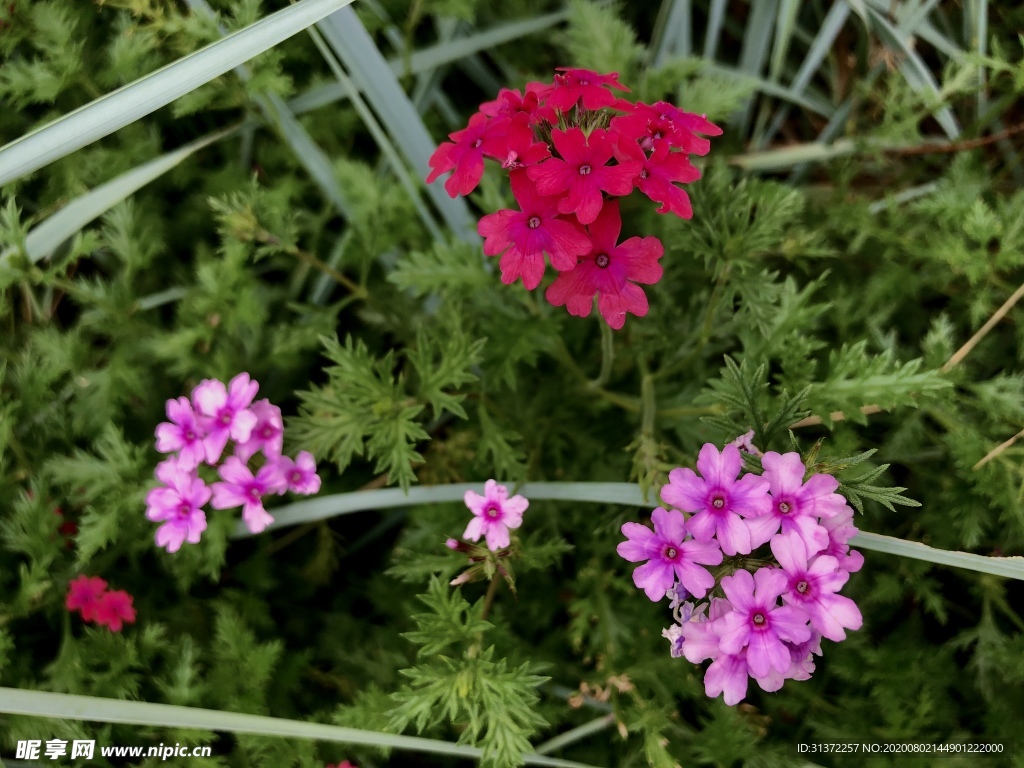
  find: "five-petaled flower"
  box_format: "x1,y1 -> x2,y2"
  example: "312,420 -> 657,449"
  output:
463,479 -> 528,551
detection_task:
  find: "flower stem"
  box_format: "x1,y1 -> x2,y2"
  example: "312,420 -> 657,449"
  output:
480,572 -> 501,622
587,320 -> 615,390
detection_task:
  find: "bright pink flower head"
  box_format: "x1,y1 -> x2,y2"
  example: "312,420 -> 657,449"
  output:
771,532 -> 863,642
611,101 -> 722,155
145,458 -> 211,553
527,128 -> 640,224
617,507 -> 723,601
545,199 -> 664,330
745,451 -> 846,557
272,451 -> 321,495
613,139 -> 701,218
547,68 -> 628,112
426,112 -> 509,197
703,651 -> 749,706
66,575 -> 108,622
154,396 -> 207,470
211,456 -> 283,534
462,480 -> 528,551
500,114 -> 551,171
820,505 -> 864,573
660,443 -> 772,556
715,568 -> 812,678
234,399 -> 284,463
326,762 -> 358,768
478,170 -> 591,289
480,86 -> 556,125
192,373 -> 260,464
95,589 -> 136,632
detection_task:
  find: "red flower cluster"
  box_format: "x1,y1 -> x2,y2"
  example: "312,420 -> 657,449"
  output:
66,575 -> 137,632
427,68 -> 722,329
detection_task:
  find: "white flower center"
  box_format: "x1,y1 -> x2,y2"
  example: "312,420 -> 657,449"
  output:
595,253 -> 610,268
527,216 -> 541,229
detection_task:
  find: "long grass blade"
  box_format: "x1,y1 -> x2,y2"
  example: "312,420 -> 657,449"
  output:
0,689 -> 600,768
732,0 -> 780,135
236,482 -> 1024,580
760,0 -> 850,148
1,128 -> 235,266
652,0 -> 692,66
317,7 -> 478,243
184,0 -> 352,216
0,0 -> 354,186
703,0 -> 728,60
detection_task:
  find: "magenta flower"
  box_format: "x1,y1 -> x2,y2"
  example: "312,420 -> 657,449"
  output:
613,139 -> 701,218
211,456 -> 283,534
715,568 -> 812,678
145,458 -> 211,553
426,112 -> 509,197
703,651 -> 750,706
95,589 -> 136,633
660,443 -> 771,556
771,532 -> 863,642
154,396 -> 207,470
66,575 -> 108,622
547,68 -> 628,112
820,505 -> 865,573
462,479 -> 528,551
745,451 -> 846,557
679,597 -> 733,663
234,399 -> 284,463
545,199 -> 664,329
617,507 -> 723,601
611,101 -> 722,155
192,373 -> 259,464
478,170 -> 591,289
500,114 -> 552,170
527,128 -> 640,224
272,451 -> 321,495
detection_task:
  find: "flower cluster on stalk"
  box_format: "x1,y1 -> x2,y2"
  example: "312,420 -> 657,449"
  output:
426,68 -> 722,329
66,575 -> 136,632
617,441 -> 863,704
146,373 -> 321,550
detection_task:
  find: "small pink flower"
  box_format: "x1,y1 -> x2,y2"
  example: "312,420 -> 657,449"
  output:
272,451 -> 321,495
66,575 -> 108,622
426,113 -> 509,197
660,443 -> 772,556
545,199 -> 664,329
154,396 -> 207,470
95,589 -> 136,632
703,651 -> 749,706
192,373 -> 260,464
771,531 -> 863,642
613,138 -> 701,218
234,399 -> 284,462
145,457 -> 210,553
617,507 -> 723,601
820,505 -> 865,573
527,128 -> 640,225
478,170 -> 591,289
211,456 -> 283,534
462,480 -> 528,551
745,451 -> 846,557
715,568 -> 812,678
546,68 -> 628,112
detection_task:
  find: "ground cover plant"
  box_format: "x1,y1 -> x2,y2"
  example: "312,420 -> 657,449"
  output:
2,0 -> 1024,766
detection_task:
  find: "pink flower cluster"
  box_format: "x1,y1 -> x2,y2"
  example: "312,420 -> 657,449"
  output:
426,68 -> 722,329
66,575 -> 136,632
617,442 -> 864,705
146,373 -> 321,549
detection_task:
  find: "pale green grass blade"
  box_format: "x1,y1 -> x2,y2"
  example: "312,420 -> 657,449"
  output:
233,482 -> 1024,580
535,715 -> 617,755
730,138 -> 857,171
769,0 -> 801,82
702,0 -> 728,59
288,12 -> 569,115
969,0 -> 988,117
184,0 -> 353,216
0,128 -> 235,267
732,0 -> 780,135
137,286 -> 190,310
863,4 -> 960,139
703,62 -> 834,116
0,0 -> 354,186
760,0 -> 850,148
652,0 -> 691,67
303,24 -> 443,241
0,689 -> 599,768
317,7 -> 478,243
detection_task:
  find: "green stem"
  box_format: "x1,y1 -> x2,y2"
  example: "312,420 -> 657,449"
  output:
640,366 -> 656,438
587,320 -> 615,390
480,572 -> 501,622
